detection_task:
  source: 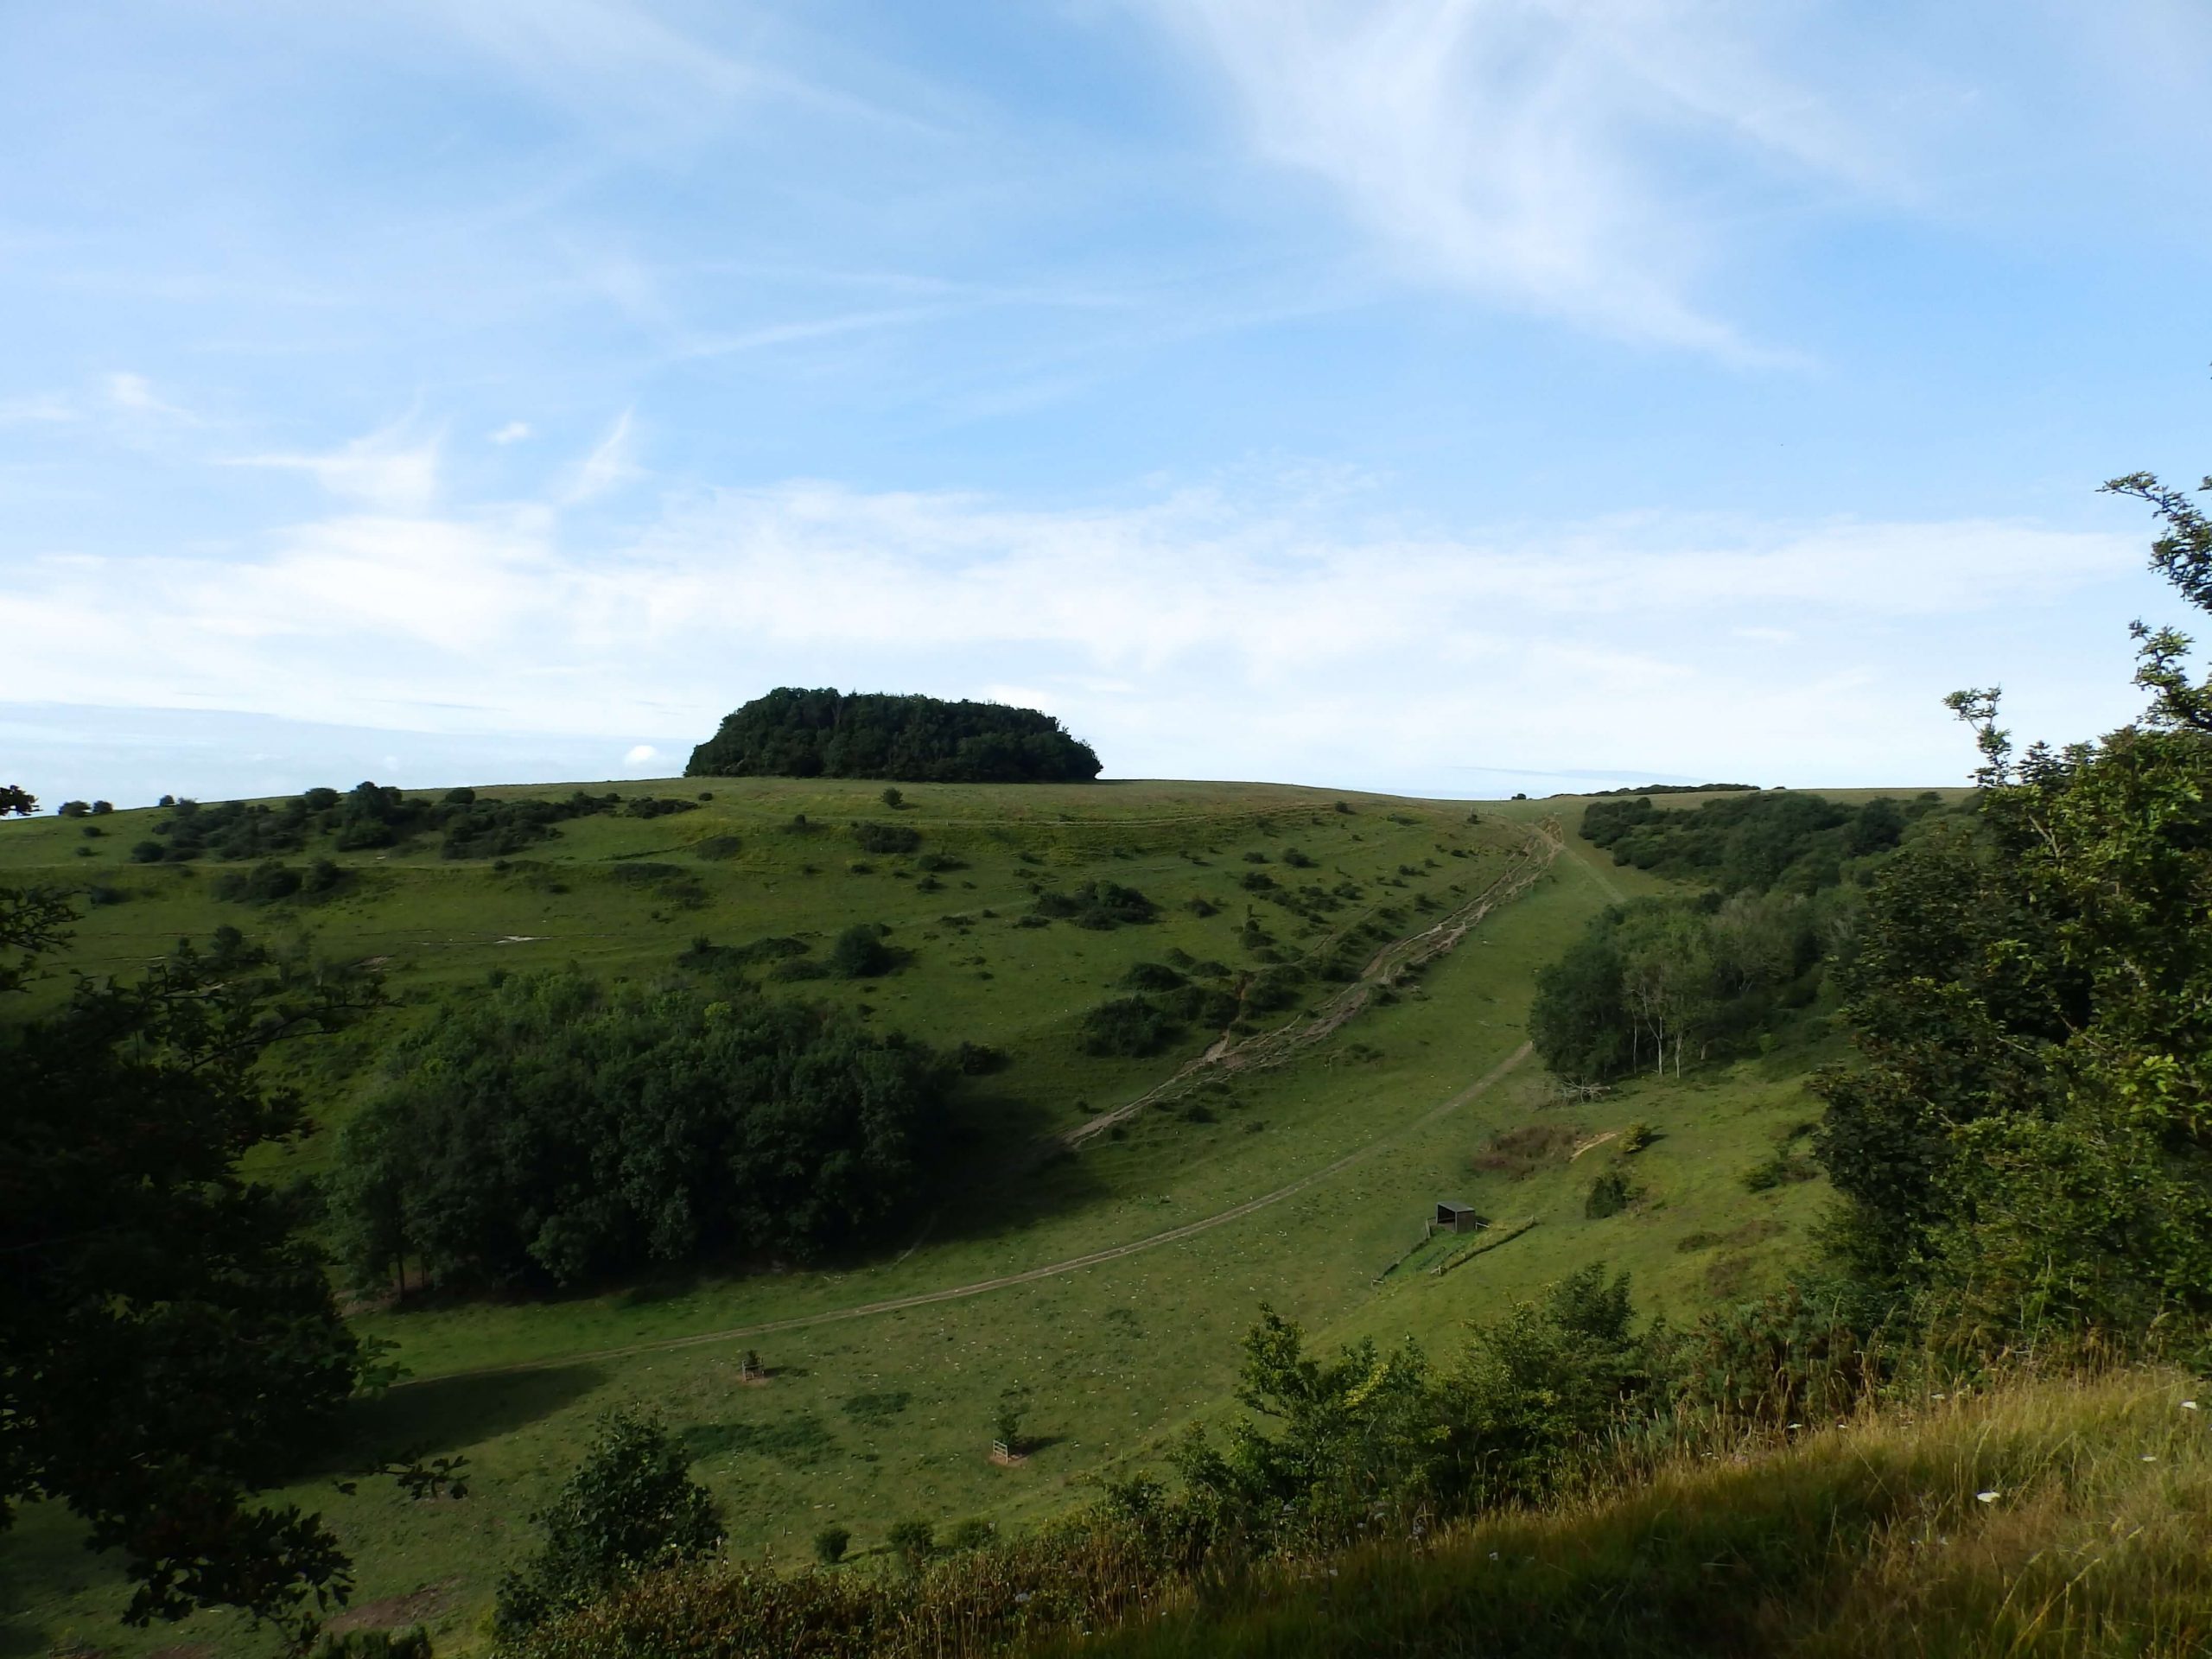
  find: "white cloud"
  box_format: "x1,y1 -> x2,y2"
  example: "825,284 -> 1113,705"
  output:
490,421 -> 534,445
1135,0 -> 1899,353
0,473 -> 2154,791
230,420 -> 442,513
411,0 -> 948,146
623,743 -> 660,766
105,372 -> 194,420
0,393 -> 78,424
560,410 -> 639,505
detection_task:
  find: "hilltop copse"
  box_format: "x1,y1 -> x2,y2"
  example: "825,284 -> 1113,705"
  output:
686,690 -> 1103,784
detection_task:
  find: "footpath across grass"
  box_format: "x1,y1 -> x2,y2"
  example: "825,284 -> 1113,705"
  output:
0,785 -> 1834,1656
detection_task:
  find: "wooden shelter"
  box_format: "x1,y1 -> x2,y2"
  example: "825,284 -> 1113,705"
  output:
1433,1201 -> 1483,1235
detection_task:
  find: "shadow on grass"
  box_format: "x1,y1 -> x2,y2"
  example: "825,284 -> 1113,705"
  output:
344,1361 -> 607,1464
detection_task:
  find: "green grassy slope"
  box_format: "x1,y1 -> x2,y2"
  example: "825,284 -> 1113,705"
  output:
0,783 -> 1834,1656
1050,1370 -> 2212,1659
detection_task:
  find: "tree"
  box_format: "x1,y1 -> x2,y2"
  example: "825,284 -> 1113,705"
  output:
0,784 -> 35,816
0,898 -> 378,1640
880,785 -> 904,810
827,922 -> 894,978
493,1409 -> 722,1637
2102,469 -> 2212,731
328,971 -> 947,1292
812,1523 -> 851,1566
686,688 -> 1103,784
56,799 -> 89,818
1165,1268 -> 1659,1546
992,1389 -> 1027,1452
1814,459 -> 2212,1351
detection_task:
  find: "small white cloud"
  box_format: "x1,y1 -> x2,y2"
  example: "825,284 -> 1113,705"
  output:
623,744 -> 661,766
231,419 -> 442,514
105,372 -> 192,420
490,421 -> 533,445
107,372 -> 159,411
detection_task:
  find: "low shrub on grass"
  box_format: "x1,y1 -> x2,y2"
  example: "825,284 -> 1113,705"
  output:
211,859 -> 302,906
1119,961 -> 1187,991
853,821 -> 921,855
1742,1152 -> 1819,1192
829,923 -> 895,978
1584,1169 -> 1637,1218
1080,996 -> 1176,1058
1031,880 -> 1159,930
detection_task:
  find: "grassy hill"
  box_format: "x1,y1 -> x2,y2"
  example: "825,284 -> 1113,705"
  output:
0,779 -> 1838,1656
1047,1368 -> 2212,1659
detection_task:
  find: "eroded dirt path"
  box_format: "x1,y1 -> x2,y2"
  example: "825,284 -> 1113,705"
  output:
1060,818 -> 1560,1148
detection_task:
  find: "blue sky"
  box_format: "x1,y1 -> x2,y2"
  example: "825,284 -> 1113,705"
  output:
3,0 -> 2210,805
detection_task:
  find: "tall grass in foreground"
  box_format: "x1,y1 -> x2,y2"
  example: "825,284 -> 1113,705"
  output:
507,1370 -> 2210,1659
1065,1370 -> 2212,1659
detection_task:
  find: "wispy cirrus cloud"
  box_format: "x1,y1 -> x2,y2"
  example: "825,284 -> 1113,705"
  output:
227,420 -> 442,513
560,410 -> 640,504
1134,0 -> 1902,354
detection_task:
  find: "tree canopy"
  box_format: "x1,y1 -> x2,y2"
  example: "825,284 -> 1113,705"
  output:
493,1408 -> 721,1639
1811,464 -> 2212,1354
685,689 -> 1103,784
1581,789 -> 1924,894
328,971 -> 950,1293
1,900 -> 375,1638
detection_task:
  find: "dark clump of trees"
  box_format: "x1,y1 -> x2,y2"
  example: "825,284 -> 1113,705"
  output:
1,893 -> 379,1641
685,689 -> 1103,784
327,971 -> 949,1294
1582,788 -> 1931,894
210,857 -> 346,906
1529,889 -> 1830,1081
1580,781 -> 1761,798
1531,786 -> 1947,1082
1028,880 -> 1157,930
852,820 -> 921,855
121,781 -> 705,866
1079,995 -> 1175,1058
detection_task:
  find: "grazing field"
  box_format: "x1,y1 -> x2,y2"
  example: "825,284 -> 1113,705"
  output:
0,781 -> 1834,1656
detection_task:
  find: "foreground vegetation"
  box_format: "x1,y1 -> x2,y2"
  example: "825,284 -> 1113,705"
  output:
499,1367 -> 2212,1659
1073,1369 -> 2212,1659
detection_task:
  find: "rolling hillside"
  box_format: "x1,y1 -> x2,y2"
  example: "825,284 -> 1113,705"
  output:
0,779 -> 1837,1656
